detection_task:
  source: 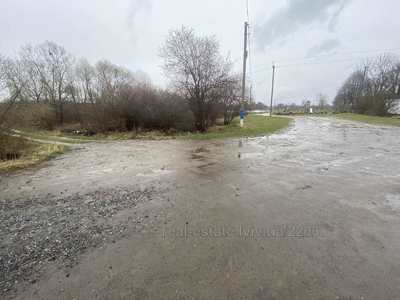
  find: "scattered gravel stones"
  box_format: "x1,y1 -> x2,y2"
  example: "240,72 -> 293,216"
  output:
0,187 -> 155,295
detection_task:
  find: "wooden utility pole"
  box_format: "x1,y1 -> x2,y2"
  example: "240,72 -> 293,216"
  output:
241,22 -> 249,109
249,85 -> 253,104
269,64 -> 276,117
240,21 -> 249,128
362,66 -> 369,95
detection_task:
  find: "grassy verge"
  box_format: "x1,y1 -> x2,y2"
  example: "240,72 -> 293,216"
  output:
335,113 -> 400,127
11,129 -> 93,144
13,115 -> 292,143
180,115 -> 292,140
0,137 -> 69,173
12,129 -> 178,143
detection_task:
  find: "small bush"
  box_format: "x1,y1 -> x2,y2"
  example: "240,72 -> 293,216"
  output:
5,103 -> 57,130
0,134 -> 29,161
31,104 -> 57,130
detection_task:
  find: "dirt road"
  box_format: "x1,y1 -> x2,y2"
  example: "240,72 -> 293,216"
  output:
1,117 -> 400,300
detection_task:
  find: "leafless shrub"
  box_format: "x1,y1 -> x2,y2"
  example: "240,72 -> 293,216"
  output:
219,75 -> 241,125
334,54 -> 400,116
1,37 -> 240,134
0,134 -> 29,161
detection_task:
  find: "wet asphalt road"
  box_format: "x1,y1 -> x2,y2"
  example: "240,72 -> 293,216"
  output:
1,117 -> 400,300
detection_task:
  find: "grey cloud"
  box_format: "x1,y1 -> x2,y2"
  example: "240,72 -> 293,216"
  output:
306,38 -> 340,57
328,0 -> 349,30
126,0 -> 152,29
256,0 -> 351,49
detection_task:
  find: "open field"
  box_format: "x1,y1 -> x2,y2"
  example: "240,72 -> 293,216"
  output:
335,113 -> 400,127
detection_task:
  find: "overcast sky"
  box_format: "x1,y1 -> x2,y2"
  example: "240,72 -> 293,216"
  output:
1,0 -> 400,104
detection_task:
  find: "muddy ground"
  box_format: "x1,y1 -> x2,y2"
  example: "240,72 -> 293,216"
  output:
1,117 -> 400,300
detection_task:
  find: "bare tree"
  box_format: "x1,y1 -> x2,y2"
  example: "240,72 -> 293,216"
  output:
0,56 -> 21,129
18,45 -> 45,103
92,61 -> 136,130
0,55 -> 4,89
1,40 -> 199,134
220,76 -> 241,125
30,42 -> 74,125
335,54 -> 400,115
75,59 -> 97,104
160,27 -> 231,131
95,60 -> 135,102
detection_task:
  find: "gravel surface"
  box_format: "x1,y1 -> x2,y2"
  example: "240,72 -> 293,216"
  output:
0,187 -> 156,294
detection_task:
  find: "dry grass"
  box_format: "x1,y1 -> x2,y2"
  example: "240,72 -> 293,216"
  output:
0,135 -> 69,173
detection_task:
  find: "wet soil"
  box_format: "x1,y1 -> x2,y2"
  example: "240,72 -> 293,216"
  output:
1,117 -> 400,300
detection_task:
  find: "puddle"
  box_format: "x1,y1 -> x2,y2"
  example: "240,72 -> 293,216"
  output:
191,147 -> 211,160
384,193 -> 400,210
193,147 -> 210,154
191,153 -> 206,160
197,162 -> 216,169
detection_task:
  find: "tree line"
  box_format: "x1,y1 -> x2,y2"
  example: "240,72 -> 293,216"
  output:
0,27 -> 243,134
334,54 -> 400,116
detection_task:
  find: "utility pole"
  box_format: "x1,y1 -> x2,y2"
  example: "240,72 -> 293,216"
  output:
269,63 -> 276,117
362,66 -> 369,95
240,22 -> 249,127
249,85 -> 253,104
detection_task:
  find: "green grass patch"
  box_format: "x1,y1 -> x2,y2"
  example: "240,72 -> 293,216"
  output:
335,113 -> 400,127
180,115 -> 292,140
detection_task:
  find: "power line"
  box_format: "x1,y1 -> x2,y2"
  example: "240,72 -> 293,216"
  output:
277,57 -> 366,68
253,52 -> 400,73
253,47 -> 400,71
253,48 -> 400,105
282,47 -> 400,63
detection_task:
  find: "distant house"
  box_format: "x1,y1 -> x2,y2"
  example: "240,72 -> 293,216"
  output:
389,99 -> 400,115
